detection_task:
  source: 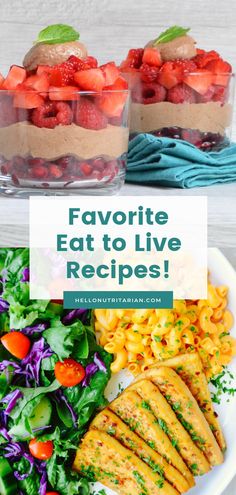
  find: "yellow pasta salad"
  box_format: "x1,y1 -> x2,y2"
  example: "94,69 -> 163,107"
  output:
94,280 -> 236,380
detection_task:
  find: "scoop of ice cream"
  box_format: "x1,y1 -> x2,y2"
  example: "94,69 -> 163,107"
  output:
23,41 -> 88,70
147,35 -> 197,61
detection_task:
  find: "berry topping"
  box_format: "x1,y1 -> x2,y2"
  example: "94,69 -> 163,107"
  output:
167,83 -> 196,103
133,82 -> 166,104
157,61 -> 182,89
2,65 -> 27,90
97,76 -> 128,117
212,85 -> 227,103
184,69 -> 213,95
205,59 -> 232,86
140,64 -> 159,83
67,55 -> 98,71
193,50 -> 219,68
101,62 -> 120,86
49,60 -> 76,87
142,47 -> 162,67
13,92 -> 44,109
74,68 -> 105,91
31,101 -> 72,128
0,94 -> 28,127
74,98 -> 108,130
24,73 -> 50,92
49,85 -> 79,100
120,48 -> 144,69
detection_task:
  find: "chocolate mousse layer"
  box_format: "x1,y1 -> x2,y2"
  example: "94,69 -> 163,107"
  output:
0,123 -> 129,160
130,102 -> 233,135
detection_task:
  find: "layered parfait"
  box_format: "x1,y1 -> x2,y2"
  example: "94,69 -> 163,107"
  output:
120,26 -> 234,150
0,25 -> 129,195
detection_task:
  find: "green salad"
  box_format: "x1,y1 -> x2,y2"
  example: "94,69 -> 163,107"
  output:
0,248 -> 112,495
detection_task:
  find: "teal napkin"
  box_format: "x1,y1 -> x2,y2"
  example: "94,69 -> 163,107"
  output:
126,134 -> 236,188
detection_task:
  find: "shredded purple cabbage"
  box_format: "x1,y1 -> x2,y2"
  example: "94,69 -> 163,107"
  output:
0,360 -> 21,373
55,389 -> 77,426
3,441 -> 34,480
21,322 -> 49,336
0,297 -> 9,313
21,338 -> 52,387
0,389 -> 23,415
36,461 -> 47,495
82,362 -> 98,387
94,352 -> 107,373
62,308 -> 88,325
21,267 -> 29,282
82,352 -> 107,387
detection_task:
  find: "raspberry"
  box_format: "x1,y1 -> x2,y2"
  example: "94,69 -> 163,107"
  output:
49,164 -> 63,179
140,63 -> 159,82
132,82 -> 166,104
167,83 -> 196,104
49,60 -> 76,86
67,55 -> 98,71
122,49 -> 144,69
31,102 -> 72,128
74,98 -> 108,130
197,85 -> 215,103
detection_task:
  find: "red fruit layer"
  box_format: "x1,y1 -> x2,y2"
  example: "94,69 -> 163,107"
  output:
31,101 -> 73,128
1,154 -> 125,185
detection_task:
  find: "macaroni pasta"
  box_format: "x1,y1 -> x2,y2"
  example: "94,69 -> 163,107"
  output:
94,278 -> 236,380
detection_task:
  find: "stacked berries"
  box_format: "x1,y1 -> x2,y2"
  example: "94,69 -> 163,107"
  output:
120,47 -> 232,105
0,155 -> 123,185
0,56 -> 128,130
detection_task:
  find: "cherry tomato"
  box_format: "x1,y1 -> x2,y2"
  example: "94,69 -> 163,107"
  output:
1,331 -> 31,359
50,299 -> 63,305
54,358 -> 85,387
29,438 -> 53,460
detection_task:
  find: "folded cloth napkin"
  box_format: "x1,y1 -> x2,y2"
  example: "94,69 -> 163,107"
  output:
126,134 -> 236,188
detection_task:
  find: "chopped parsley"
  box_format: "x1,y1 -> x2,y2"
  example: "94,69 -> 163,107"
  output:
141,401 -> 151,411
190,463 -> 199,475
211,369 -> 236,404
158,418 -> 169,434
156,479 -> 164,489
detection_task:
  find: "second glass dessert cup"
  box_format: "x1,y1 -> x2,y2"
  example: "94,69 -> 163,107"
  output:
125,71 -> 235,151
0,89 -> 130,196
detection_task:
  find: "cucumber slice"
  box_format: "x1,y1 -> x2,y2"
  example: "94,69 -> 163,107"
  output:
0,458 -> 17,495
9,396 -> 52,440
29,395 -> 52,431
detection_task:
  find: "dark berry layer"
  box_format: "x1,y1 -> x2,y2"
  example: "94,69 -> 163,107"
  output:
0,154 -> 126,188
131,127 -> 227,151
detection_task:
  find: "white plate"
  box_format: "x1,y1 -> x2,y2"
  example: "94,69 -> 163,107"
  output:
91,248 -> 236,495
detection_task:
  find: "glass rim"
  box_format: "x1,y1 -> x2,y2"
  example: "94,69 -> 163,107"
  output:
0,89 -> 130,95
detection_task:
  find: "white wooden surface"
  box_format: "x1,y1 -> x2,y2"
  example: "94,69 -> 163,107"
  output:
0,2 -> 235,492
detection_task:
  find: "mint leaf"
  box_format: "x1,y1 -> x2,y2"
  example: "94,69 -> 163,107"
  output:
35,24 -> 80,45
154,26 -> 190,45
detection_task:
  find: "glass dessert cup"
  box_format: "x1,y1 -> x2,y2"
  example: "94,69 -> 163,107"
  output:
0,89 -> 130,196
126,72 -> 235,151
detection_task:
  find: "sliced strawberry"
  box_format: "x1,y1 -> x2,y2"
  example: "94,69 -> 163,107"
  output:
74,98 -> 108,130
142,47 -> 162,67
49,86 -> 80,101
193,50 -> 219,69
2,66 -> 27,90
205,59 -> 232,86
74,68 -> 105,91
98,77 -> 128,117
184,69 -> 213,95
13,91 -> 44,109
0,73 -> 4,88
100,62 -> 120,86
157,62 -> 182,89
24,73 -> 50,92
140,63 -> 159,83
